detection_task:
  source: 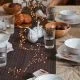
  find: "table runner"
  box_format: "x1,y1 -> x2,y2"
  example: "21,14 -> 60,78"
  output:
0,28 -> 56,80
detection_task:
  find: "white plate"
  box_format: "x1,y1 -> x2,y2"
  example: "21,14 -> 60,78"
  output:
35,74 -> 62,80
56,44 -> 80,63
55,15 -> 80,24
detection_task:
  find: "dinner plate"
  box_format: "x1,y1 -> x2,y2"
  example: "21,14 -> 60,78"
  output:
56,44 -> 80,63
55,15 -> 80,25
35,74 -> 62,80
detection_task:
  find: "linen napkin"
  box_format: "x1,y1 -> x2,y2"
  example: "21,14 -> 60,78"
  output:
1,41 -> 14,53
27,69 -> 49,80
6,41 -> 14,53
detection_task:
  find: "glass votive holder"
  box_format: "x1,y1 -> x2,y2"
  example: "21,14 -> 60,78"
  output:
44,22 -> 55,49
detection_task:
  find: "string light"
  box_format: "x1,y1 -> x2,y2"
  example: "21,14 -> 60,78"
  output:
8,47 -> 48,78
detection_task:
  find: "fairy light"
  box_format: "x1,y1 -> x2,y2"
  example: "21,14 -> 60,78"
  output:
8,42 -> 48,77
23,49 -> 48,72
19,28 -> 28,49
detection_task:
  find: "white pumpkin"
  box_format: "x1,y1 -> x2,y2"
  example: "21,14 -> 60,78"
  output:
27,29 -> 38,43
33,21 -> 45,38
33,26 -> 45,38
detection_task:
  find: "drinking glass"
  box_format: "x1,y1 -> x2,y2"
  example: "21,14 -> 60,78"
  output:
46,7 -> 56,22
0,16 -> 7,32
4,15 -> 15,34
21,0 -> 27,8
44,24 -> 55,49
0,42 -> 7,67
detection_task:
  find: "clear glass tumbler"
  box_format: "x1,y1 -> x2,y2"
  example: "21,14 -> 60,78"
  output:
44,23 -> 55,49
46,7 -> 56,22
4,15 -> 15,34
0,42 -> 7,67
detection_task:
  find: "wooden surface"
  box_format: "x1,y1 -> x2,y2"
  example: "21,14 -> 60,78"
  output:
56,25 -> 80,80
55,6 -> 80,80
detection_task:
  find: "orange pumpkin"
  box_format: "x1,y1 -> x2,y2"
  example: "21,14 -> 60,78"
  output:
15,13 -> 32,25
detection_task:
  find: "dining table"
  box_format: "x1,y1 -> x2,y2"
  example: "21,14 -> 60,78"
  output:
55,6 -> 80,80
0,5 -> 80,80
0,5 -> 56,80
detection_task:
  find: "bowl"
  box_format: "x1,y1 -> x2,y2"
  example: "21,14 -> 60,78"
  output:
55,28 -> 70,38
45,22 -> 71,38
59,10 -> 76,20
55,22 -> 71,38
64,38 -> 80,55
3,3 -> 22,15
35,74 -> 63,80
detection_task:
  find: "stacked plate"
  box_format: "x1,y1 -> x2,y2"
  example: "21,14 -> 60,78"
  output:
56,10 -> 80,24
56,38 -> 80,63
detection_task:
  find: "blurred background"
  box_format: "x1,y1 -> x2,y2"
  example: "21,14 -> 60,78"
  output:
0,0 -> 80,5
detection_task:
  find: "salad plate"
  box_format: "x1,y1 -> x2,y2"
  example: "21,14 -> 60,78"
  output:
56,44 -> 80,63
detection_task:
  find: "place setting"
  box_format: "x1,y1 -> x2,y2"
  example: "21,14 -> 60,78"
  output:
55,9 -> 80,25
0,9 -> 15,68
0,23 -> 14,67
26,69 -> 63,80
0,37 -> 14,67
56,38 -> 80,63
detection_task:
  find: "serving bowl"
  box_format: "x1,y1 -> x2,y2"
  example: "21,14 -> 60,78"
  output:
3,3 -> 22,15
64,38 -> 80,55
45,22 -> 71,38
35,74 -> 63,80
55,22 -> 71,38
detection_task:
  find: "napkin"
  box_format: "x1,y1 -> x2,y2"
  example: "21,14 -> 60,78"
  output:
27,69 -> 49,80
1,41 -> 14,53
6,42 -> 14,53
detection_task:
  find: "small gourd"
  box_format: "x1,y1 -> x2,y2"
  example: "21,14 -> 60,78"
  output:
33,20 -> 45,38
27,28 -> 38,43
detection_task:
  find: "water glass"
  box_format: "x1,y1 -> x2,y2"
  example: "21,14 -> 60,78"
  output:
46,7 -> 55,22
0,16 -> 7,32
0,42 -> 7,67
21,1 -> 27,8
4,15 -> 15,34
13,0 -> 23,4
44,24 -> 55,49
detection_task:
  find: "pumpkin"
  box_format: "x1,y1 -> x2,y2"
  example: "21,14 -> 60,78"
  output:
15,13 -> 32,25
